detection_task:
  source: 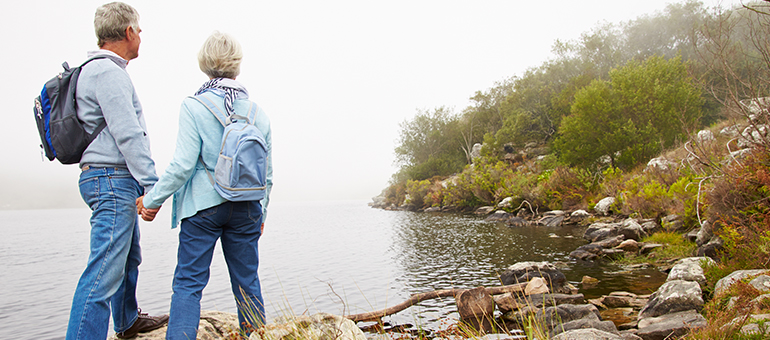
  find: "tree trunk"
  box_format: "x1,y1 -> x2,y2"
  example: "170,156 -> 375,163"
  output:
344,283 -> 527,322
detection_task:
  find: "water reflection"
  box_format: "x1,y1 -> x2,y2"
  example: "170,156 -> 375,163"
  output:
386,210 -> 666,327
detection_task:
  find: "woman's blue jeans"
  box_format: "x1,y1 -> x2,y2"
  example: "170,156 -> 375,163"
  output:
66,168 -> 143,340
166,200 -> 264,340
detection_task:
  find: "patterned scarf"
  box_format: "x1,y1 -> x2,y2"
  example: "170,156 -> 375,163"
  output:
194,78 -> 249,116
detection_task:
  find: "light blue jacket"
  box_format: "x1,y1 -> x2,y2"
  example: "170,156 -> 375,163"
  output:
77,50 -> 158,191
143,91 -> 273,228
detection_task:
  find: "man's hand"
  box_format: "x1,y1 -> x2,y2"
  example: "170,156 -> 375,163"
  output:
136,196 -> 161,222
261,223 -> 264,234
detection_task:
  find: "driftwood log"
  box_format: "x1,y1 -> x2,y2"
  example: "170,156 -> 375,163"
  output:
344,283 -> 527,322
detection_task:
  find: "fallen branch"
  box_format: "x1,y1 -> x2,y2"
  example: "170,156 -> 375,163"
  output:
344,283 -> 527,322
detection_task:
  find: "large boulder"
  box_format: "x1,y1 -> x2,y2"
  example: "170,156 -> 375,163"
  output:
494,293 -> 585,313
551,329 -> 624,340
500,262 -> 570,294
619,219 -> 646,241
107,310 -> 239,340
570,244 -> 604,261
661,215 -> 687,233
695,221 -> 713,246
456,286 -> 495,332
636,309 -> 707,340
259,313 -> 366,340
666,257 -> 715,289
639,280 -> 703,318
533,304 -> 616,337
715,270 -> 770,297
645,157 -> 677,172
595,197 -> 616,216
697,236 -> 724,260
584,223 -> 621,243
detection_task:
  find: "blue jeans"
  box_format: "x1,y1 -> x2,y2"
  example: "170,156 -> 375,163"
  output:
66,168 -> 143,340
166,200 -> 264,340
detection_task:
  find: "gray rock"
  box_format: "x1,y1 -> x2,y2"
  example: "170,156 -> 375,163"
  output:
615,239 -> 640,253
602,248 -> 626,260
584,223 -> 621,243
551,329 -> 623,340
750,275 -> 770,293
695,221 -> 712,246
506,216 -> 530,227
684,230 -> 699,243
485,210 -> 512,222
636,309 -> 707,340
661,215 -> 686,233
497,197 -> 513,208
620,218 -> 646,241
551,315 -> 619,338
500,262 -> 570,294
715,270 -> 770,297
725,313 -> 770,336
475,206 -> 495,215
696,129 -> 715,144
536,304 -> 604,332
645,157 -> 677,172
108,310 -> 238,340
595,197 -> 617,216
639,219 -> 661,234
570,248 -> 599,261
494,293 -> 586,313
639,243 -> 664,255
571,244 -> 604,261
537,214 -> 565,227
666,257 -> 715,289
260,313 -> 366,340
470,143 -> 483,162
697,237 -> 724,260
720,124 -> 740,137
639,280 -> 703,318
596,235 -> 626,249
571,210 -> 590,219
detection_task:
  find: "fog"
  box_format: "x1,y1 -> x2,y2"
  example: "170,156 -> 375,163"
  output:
0,0 -> 741,210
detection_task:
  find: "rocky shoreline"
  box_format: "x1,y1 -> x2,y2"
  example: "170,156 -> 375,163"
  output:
115,201 -> 769,339
363,195 -> 770,339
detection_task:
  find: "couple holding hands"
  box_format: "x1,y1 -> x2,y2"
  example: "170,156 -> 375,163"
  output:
66,2 -> 272,340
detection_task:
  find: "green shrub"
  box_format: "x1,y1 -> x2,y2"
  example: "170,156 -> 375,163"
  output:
537,166 -> 596,210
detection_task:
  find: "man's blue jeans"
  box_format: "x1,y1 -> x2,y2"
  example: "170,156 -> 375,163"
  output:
166,200 -> 264,340
66,168 -> 143,340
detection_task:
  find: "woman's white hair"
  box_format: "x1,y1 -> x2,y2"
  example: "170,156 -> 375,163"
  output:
94,2 -> 140,47
198,31 -> 243,79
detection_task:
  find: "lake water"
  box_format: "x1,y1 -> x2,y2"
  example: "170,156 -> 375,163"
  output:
0,200 -> 666,339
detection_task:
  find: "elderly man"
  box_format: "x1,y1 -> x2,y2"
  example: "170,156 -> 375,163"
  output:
66,2 -> 167,340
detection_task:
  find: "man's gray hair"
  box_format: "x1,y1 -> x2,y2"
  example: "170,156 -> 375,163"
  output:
94,2 -> 140,47
198,31 -> 243,79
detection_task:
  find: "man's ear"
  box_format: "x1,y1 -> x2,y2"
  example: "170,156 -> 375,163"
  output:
125,26 -> 135,40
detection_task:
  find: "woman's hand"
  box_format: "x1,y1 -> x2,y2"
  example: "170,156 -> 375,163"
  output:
136,196 -> 161,222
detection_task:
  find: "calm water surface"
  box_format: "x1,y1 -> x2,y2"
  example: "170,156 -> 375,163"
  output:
0,200 -> 665,339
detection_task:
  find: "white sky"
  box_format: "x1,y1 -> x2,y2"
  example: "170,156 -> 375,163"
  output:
0,0 -> 743,209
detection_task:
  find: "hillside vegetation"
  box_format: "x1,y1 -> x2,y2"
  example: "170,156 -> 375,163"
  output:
379,0 -> 770,304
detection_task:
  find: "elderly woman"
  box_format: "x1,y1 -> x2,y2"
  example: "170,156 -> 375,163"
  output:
137,31 -> 272,339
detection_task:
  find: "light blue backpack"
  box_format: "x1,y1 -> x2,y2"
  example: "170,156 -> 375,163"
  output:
191,94 -> 268,201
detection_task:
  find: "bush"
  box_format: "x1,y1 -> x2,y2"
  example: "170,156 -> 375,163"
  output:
537,166 -> 596,210
707,149 -> 770,278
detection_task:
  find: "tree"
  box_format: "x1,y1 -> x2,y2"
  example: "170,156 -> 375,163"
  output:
554,55 -> 703,169
394,107 -> 466,180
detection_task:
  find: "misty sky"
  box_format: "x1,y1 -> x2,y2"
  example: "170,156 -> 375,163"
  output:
0,0 -> 743,210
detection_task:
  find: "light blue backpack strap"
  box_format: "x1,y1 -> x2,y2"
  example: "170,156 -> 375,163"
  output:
187,94 -> 228,188
189,93 -> 229,127
247,102 -> 258,125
